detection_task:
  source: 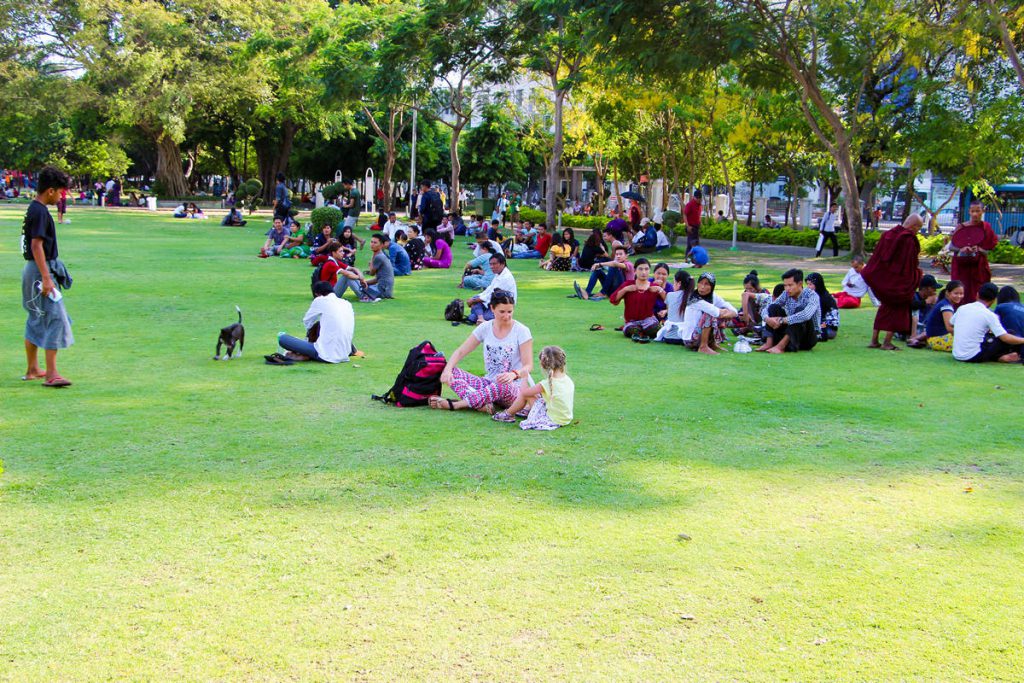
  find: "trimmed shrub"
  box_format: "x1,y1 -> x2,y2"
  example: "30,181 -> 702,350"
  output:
321,182 -> 345,201
990,240 -> 1024,265
310,206 -> 344,231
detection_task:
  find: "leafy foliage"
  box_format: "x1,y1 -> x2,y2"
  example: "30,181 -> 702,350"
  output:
309,206 -> 344,230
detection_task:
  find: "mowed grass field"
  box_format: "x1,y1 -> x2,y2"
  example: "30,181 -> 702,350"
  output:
1,205 -> 1022,681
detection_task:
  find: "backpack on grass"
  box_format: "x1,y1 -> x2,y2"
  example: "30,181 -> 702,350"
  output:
444,299 -> 465,323
371,340 -> 446,407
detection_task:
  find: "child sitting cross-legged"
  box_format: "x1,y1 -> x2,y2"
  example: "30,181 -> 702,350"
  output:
492,345 -> 574,431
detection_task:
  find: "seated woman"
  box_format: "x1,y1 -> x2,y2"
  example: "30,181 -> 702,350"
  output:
657,271 -> 737,354
186,202 -> 207,219
460,243 -> 496,290
309,224 -> 334,265
578,229 -> 608,271
172,203 -> 188,218
915,280 -> 963,351
736,270 -> 770,335
805,272 -> 840,341
609,258 -> 667,341
404,225 -> 427,270
650,262 -> 674,320
422,229 -> 453,268
279,222 -> 311,258
541,234 -> 573,271
336,226 -> 361,266
430,289 -> 533,414
560,228 -> 581,269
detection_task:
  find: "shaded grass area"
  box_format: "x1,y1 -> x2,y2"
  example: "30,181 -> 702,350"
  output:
1,207 -> 1022,680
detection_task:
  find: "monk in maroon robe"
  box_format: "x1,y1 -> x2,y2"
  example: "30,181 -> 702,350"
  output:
861,214 -> 923,350
951,201 -> 999,304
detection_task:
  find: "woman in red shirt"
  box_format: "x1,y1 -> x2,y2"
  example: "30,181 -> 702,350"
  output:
609,258 -> 666,341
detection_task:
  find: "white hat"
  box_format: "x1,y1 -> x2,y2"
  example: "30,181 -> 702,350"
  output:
640,217 -> 650,226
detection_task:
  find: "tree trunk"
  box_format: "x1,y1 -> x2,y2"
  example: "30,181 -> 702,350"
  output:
545,90 -> 566,228
747,171 -> 755,226
594,156 -> 605,216
835,142 -> 865,257
611,163 -> 622,217
901,166 -> 916,221
719,148 -> 735,220
155,132 -> 189,197
382,139 -> 396,213
449,117 -> 467,215
985,0 -> 1024,89
255,120 -> 298,203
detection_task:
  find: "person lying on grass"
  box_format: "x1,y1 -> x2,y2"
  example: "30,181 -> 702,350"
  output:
757,268 -> 821,354
656,270 -> 736,354
430,289 -> 533,414
609,258 -> 667,341
492,345 -> 574,430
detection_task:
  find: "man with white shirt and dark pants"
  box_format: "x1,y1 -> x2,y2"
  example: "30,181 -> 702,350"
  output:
951,282 -> 1024,363
467,253 -> 517,324
277,282 -> 356,362
815,202 -> 840,257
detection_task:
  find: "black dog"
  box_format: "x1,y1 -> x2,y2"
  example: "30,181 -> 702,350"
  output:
215,306 -> 244,360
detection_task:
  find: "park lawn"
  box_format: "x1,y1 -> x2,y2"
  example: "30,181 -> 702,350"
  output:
1,206 -> 1022,681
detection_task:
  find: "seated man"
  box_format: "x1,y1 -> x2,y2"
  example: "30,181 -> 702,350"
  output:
467,253 -> 518,323
995,286 -> 1024,337
909,274 -> 939,339
511,223 -> 550,259
473,231 -> 504,260
276,281 -> 356,363
222,207 -> 247,226
579,245 -> 634,300
757,268 -> 821,353
260,217 -> 290,257
461,242 -> 497,290
834,256 -> 879,308
335,233 -> 394,302
381,212 -> 403,241
951,282 -> 1024,363
385,233 -> 411,276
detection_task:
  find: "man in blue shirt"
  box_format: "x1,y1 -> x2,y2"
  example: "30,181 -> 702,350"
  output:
995,286 -> 1024,336
384,234 -> 411,276
273,172 -> 291,220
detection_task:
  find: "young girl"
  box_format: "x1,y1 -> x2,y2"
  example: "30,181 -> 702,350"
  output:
493,346 -> 574,431
919,280 -> 964,351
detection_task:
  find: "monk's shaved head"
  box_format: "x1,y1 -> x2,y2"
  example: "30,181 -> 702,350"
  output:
904,213 -> 924,231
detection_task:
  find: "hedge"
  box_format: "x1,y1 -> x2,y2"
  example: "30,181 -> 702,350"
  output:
523,207 -> 1024,263
310,206 -> 344,230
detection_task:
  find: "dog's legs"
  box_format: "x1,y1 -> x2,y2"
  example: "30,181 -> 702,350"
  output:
224,343 -> 234,361
214,340 -> 223,360
235,330 -> 245,358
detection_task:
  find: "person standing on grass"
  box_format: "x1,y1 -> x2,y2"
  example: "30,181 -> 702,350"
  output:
341,178 -> 361,231
861,213 -> 923,351
273,172 -> 291,221
683,189 -> 703,257
815,202 -> 840,257
57,187 -> 69,224
950,201 -> 999,304
21,166 -> 74,387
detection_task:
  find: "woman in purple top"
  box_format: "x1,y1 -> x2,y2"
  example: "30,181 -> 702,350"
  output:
422,229 -> 453,269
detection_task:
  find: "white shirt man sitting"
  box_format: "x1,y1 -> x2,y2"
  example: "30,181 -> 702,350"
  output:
467,253 -> 517,324
951,282 -> 1024,363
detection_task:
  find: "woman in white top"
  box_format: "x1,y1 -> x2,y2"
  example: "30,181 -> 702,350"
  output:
431,289 -> 534,413
657,271 -> 737,354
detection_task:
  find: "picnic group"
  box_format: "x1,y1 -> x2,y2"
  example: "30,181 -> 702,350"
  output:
18,168 -> 1024,428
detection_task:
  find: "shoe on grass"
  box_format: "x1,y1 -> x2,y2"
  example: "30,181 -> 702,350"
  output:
492,411 -> 516,423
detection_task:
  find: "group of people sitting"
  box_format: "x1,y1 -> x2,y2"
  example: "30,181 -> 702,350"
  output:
172,202 -> 207,219
569,252 -> 841,354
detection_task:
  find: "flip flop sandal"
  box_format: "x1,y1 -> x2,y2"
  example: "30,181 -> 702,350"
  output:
589,324 -> 604,331
42,377 -> 72,387
615,326 -> 625,332
21,374 -> 44,381
264,354 -> 296,365
429,396 -> 456,410
573,281 -> 584,299
492,411 -> 516,423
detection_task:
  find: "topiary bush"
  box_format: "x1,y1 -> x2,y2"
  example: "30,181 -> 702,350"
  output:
309,206 -> 344,231
321,182 -> 345,202
235,179 -> 264,214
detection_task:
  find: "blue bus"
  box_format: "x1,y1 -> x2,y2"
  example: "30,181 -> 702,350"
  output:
959,184 -> 1024,244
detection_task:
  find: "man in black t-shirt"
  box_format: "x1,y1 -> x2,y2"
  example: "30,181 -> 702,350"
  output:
21,166 -> 74,387
273,172 -> 291,220
419,180 -> 443,232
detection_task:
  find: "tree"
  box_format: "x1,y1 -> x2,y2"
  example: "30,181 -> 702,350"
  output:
385,0 -> 517,211
461,105 -> 527,196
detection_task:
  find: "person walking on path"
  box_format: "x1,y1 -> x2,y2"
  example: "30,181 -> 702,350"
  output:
950,201 -> 998,304
815,202 -> 840,257
861,213 -> 923,351
21,166 -> 75,387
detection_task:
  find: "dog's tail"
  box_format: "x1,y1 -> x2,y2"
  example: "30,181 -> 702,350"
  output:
235,305 -> 242,324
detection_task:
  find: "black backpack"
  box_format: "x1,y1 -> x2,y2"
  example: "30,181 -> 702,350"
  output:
423,191 -> 444,225
371,340 -> 446,407
444,299 -> 465,323
310,262 -> 325,295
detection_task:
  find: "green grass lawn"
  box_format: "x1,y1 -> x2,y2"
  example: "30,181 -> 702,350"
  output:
2,206 -> 1022,681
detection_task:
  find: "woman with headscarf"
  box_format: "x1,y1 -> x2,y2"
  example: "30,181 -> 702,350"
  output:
806,272 -> 840,341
